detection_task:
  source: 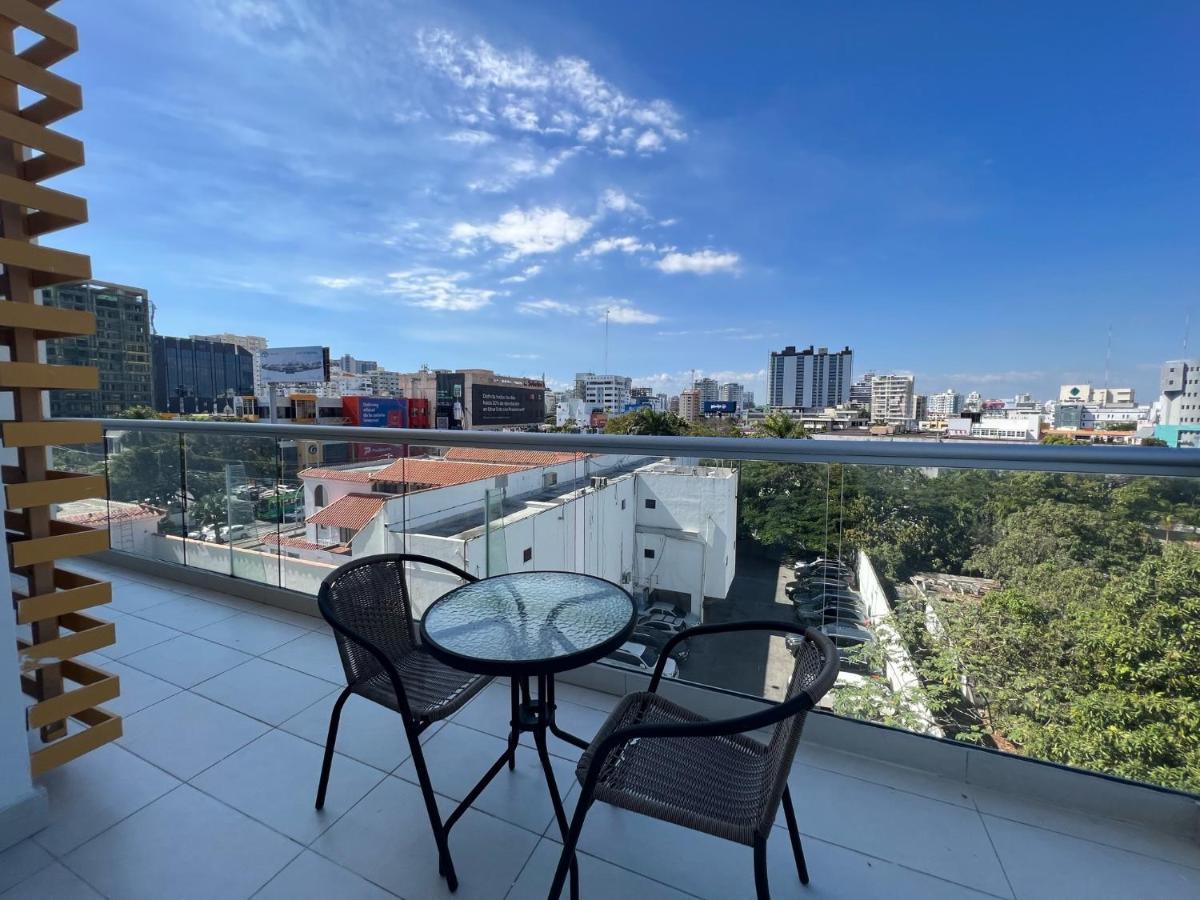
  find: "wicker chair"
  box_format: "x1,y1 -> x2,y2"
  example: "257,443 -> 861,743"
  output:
315,554 -> 492,893
547,622 -> 839,900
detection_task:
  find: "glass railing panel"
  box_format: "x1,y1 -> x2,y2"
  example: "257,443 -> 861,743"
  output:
101,426 -> 186,564
181,429 -> 281,585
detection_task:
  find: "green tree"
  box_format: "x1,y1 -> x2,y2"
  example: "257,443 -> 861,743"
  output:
115,405 -> 161,419
1141,437 -> 1169,447
1040,433 -> 1076,445
604,407 -> 691,436
754,410 -> 809,439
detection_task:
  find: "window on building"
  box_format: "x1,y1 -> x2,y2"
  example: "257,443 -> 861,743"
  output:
313,484 -> 327,508
644,498 -> 656,509
621,499 -> 626,510
523,548 -> 532,563
644,548 -> 655,559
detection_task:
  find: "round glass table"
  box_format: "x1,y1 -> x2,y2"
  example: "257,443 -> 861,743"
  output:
420,571 -> 635,895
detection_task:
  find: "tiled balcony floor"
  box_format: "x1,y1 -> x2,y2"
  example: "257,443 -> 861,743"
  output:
4,560 -> 1199,899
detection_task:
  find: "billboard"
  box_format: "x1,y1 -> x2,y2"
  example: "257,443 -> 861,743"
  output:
703,400 -> 738,416
260,346 -> 329,384
436,372 -> 465,430
470,384 -> 546,427
342,396 -> 407,428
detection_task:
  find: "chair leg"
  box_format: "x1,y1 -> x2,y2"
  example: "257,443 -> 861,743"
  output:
548,795 -> 591,900
315,687 -> 352,810
754,836 -> 770,900
781,787 -> 809,885
409,733 -> 459,892
508,678 -> 520,770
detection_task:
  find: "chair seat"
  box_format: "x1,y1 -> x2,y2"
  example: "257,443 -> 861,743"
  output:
577,691 -> 778,845
353,646 -> 490,723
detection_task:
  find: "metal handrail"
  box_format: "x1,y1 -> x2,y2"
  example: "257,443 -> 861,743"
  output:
84,417 -> 1200,477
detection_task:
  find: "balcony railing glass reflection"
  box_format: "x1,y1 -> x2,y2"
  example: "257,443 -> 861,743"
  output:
51,418 -> 1200,799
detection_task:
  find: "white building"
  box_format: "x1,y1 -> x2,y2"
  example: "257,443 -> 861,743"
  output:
293,450 -> 738,617
556,398 -> 602,428
964,391 -> 982,412
1157,360 -> 1200,425
695,378 -> 719,404
582,375 -> 633,413
1059,384 -> 1135,405
927,389 -> 963,417
870,374 -> 917,426
718,382 -> 745,410
678,389 -> 701,422
947,416 -> 1041,441
768,345 -> 853,410
368,370 -> 404,396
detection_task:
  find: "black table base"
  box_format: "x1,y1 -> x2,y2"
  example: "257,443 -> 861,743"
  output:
442,674 -> 585,895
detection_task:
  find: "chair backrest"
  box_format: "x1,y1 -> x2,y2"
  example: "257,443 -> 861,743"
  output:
318,555 -> 423,689
762,629 -> 838,808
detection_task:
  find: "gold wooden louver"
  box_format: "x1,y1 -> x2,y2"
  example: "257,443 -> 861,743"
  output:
0,0 -> 120,777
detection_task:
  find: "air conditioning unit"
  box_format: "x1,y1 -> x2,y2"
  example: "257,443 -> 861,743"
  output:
590,476 -> 608,489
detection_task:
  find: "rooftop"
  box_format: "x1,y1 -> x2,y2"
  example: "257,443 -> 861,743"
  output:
368,457 -> 532,488
306,493 -> 391,531
7,555 -> 1197,899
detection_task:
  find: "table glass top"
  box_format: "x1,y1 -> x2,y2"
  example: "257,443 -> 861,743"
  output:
422,572 -> 634,666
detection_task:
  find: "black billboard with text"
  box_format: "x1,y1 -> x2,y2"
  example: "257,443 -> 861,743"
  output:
470,384 -> 545,427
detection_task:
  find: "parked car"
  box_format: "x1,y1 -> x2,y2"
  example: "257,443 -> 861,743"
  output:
787,625 -> 877,676
219,523 -> 250,542
608,641 -> 678,679
794,600 -> 869,628
632,625 -> 691,662
794,558 -> 854,582
640,599 -> 698,626
785,577 -> 854,600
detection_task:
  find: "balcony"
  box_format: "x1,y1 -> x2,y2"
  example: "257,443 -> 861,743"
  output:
5,422 -> 1200,898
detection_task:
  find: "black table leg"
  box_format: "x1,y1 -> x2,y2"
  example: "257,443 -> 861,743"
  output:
545,676 -> 591,750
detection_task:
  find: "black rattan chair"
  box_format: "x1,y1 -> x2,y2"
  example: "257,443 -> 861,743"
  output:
315,554 -> 492,893
547,622 -> 839,900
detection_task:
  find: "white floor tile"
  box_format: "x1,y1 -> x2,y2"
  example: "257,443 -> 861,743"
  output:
971,785 -> 1200,870
106,580 -> 185,614
263,631 -> 345,684
0,862 -> 101,899
254,850 -> 397,899
793,744 -> 976,808
117,691 -> 268,780
281,690 -> 437,773
193,611 -> 308,655
550,681 -> 622,713
396,721 -> 576,835
192,729 -> 384,844
120,633 -> 252,687
134,594 -> 241,631
91,659 -> 181,718
452,682 -> 603,762
32,743 -> 180,856
0,840 -> 53,893
93,615 -> 180,660
781,764 -> 1011,895
249,603 -> 329,634
313,776 -> 538,900
984,815 -> 1200,900
64,785 -> 301,900
508,840 -> 693,900
192,657 -> 338,725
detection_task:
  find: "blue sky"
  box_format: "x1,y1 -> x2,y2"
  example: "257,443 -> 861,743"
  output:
53,1 -> 1199,401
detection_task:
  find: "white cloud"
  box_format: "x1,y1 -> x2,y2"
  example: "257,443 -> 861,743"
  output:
943,370 -> 1047,385
384,269 -> 495,311
507,352 -> 542,359
444,129 -> 496,145
451,206 -> 592,257
500,264 -> 543,284
309,275 -> 368,289
415,29 -> 686,154
599,188 -> 646,217
579,235 -> 656,258
518,298 -> 580,316
465,145 -> 580,193
655,249 -> 741,275
594,299 -> 661,324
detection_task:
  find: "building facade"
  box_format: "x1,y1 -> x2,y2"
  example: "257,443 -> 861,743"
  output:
151,336 -> 255,414
192,333 -> 267,398
337,354 -> 379,375
768,345 -> 853,410
870,374 -> 917,426
695,377 -> 719,404
678,389 -> 701,422
582,374 -> 633,413
718,382 -> 744,409
41,281 -> 153,417
368,370 -> 403,396
927,389 -> 963,417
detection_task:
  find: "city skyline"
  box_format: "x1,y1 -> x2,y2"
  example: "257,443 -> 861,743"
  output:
53,2 -> 1198,402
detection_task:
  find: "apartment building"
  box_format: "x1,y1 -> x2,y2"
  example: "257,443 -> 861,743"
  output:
768,345 -> 853,410
870,374 -> 917,426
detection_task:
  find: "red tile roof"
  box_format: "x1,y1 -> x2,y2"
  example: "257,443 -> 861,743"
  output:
444,447 -> 584,466
262,534 -> 352,555
58,502 -> 163,527
297,467 -> 377,483
368,458 -> 529,487
306,492 -> 389,530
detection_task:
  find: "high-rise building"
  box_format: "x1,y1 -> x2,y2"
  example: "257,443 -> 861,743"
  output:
41,281 -> 153,417
338,354 -> 379,375
581,374 -> 632,413
768,345 -> 853,409
849,372 -> 874,411
741,390 -> 754,409
193,332 -> 267,397
151,336 -> 254,414
928,389 -> 963,417
369,370 -> 403,396
870,374 -> 917,425
668,395 -> 680,413
695,377 -> 719,404
678,389 -> 701,423
718,382 -> 744,408
1158,360 -> 1200,425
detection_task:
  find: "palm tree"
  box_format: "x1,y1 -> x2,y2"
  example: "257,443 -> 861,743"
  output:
606,407 -> 691,436
755,410 -> 809,440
